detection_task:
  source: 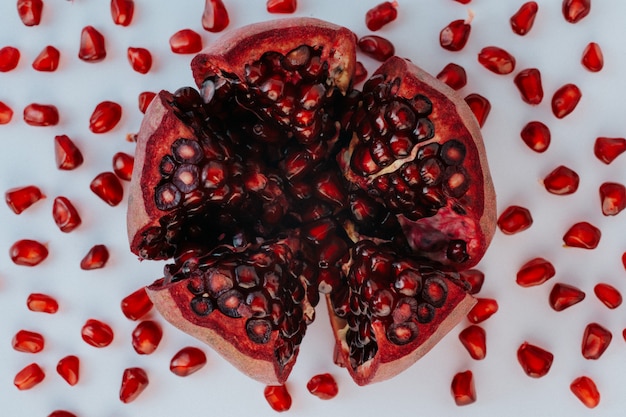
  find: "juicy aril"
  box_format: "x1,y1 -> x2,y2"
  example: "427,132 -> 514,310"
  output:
127,17 -> 495,386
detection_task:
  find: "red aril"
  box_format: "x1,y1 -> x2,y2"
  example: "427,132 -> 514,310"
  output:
169,29 -> 203,54
131,320 -> 163,354
266,0 -> 297,14
27,293 -> 59,314
0,101 -> 13,124
549,283 -> 585,311
121,287 -> 153,320
79,26 -> 107,62
90,172 -> 124,206
436,63 -> 467,90
593,283 -> 622,309
80,244 -> 110,270
17,0 -> 43,26
599,182 -> 626,216
582,42 -> 603,72
48,411 -> 77,417
5,185 -> 45,214
594,137 -> 626,164
570,376 -> 600,408
32,45 -> 60,72
467,298 -> 498,324
497,205 -> 533,235
450,370 -> 476,406
581,323 -> 611,360
202,0 -> 229,32
562,0 -> 591,24
113,152 -> 134,181
357,35 -> 395,61
563,222 -> 601,249
365,1 -> 398,31
517,342 -> 554,378
458,325 -> 486,360
127,47 -> 152,74
520,121 -> 550,153
440,19 -> 471,51
170,347 -> 207,376
23,103 -> 59,126
56,355 -> 79,386
510,2 -> 538,35
516,257 -> 555,287
89,101 -> 122,133
119,367 -> 149,403
453,0 -> 471,3
551,83 -> 582,119
459,269 -> 485,295
354,61 -> 368,85
12,330 -> 45,353
477,46 -> 516,75
10,239 -> 48,266
14,363 -> 45,390
306,373 -> 339,399
514,68 -> 543,105
81,319 -> 114,347
138,91 -> 156,113
0,46 -> 20,72
54,135 -> 84,170
52,196 -> 82,233
111,0 -> 134,26
543,165 -> 579,195
264,384 -> 292,411
464,93 -> 490,127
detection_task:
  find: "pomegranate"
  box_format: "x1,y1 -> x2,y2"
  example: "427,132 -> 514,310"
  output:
127,18 -> 495,386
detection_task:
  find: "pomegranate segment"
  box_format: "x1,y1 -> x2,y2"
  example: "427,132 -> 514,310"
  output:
496,205 -> 533,235
593,283 -> 622,309
436,63 -> 467,90
510,1 -> 539,35
357,35 -> 395,61
594,137 -> 626,164
54,135 -> 84,170
12,330 -> 45,353
56,355 -> 80,386
542,165 -> 579,195
0,101 -> 14,124
549,283 -> 585,311
464,93 -> 491,127
79,26 -> 107,62
121,287 -> 153,320
52,196 -> 82,233
477,46 -> 516,75
562,222 -> 601,249
17,0 -> 43,26
466,298 -> 498,324
516,257 -> 555,287
90,172 -> 124,206
111,0 -> 134,26
32,45 -> 60,72
520,121 -> 550,153
440,19 -> 471,52
306,373 -> 339,399
514,68 -> 543,105
80,244 -> 110,270
581,42 -> 603,72
365,1 -> 398,31
5,185 -> 45,214
0,46 -> 20,72
169,29 -> 203,54
27,293 -> 59,314
127,47 -> 153,74
170,346 -> 207,376
14,363 -> 45,390
450,370 -> 476,406
581,323 -> 612,360
599,182 -> 626,216
458,324 -> 486,360
131,320 -> 163,354
10,239 -> 49,266
81,319 -> 114,348
264,384 -> 292,412
562,0 -> 591,23
119,367 -> 149,403
570,376 -> 600,408
266,0 -> 297,14
23,103 -> 59,126
551,83 -> 582,119
517,342 -> 554,378
202,0 -> 230,32
89,101 -> 122,133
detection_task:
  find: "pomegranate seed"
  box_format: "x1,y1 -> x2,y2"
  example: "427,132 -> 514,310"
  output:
264,384 -> 292,412
464,93 -> 490,127
23,103 -> 59,126
450,370 -> 476,406
169,29 -> 203,54
56,355 -> 79,386
458,325 -> 486,360
10,239 -> 48,266
48,411 -> 77,417
79,26 -> 107,62
14,363 -> 45,390
90,172 -> 124,206
542,165 -> 579,195
81,319 -> 114,348
477,46 -> 516,75
599,182 -> 626,216
551,83 -> 582,119
497,205 -> 533,235
594,283 -> 622,309
12,330 -> 45,353
121,287 -> 153,320
89,101 -> 122,133
581,42 -> 603,72
581,323 -> 612,360
520,120 -> 550,153
27,293 -> 59,314
467,298 -> 498,324
514,68 -> 543,105
563,222 -> 601,249
570,376 -> 600,408
0,101 -> 14,124
138,91 -> 156,113
459,269 -> 485,294
80,244 -> 110,270
453,0 -> 471,3
0,46 -> 20,72
549,283 -> 585,311
32,45 -> 60,72
266,0 -> 297,14
54,135 -> 84,170
516,257 -> 556,287
119,367 -> 149,403
202,0 -> 230,32
594,137 -> 626,164
365,1 -> 398,31
127,47 -> 152,74
517,342 -> 554,378
562,0 -> 591,23
111,0 -> 134,26
17,0 -> 43,26
5,185 -> 45,214
357,35 -> 395,62
510,1 -> 539,35
306,373 -> 339,399
52,196 -> 82,233
112,152 -> 134,181
169,347 -> 207,376
131,320 -> 163,355
354,61 -> 368,85
436,63 -> 467,90
440,18 -> 471,52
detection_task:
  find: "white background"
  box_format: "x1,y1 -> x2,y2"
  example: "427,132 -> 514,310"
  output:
1,0 -> 626,416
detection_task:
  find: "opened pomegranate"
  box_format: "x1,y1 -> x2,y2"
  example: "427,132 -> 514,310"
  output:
127,17 -> 495,386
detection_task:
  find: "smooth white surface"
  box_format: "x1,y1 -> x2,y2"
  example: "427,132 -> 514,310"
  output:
1,0 -> 626,416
